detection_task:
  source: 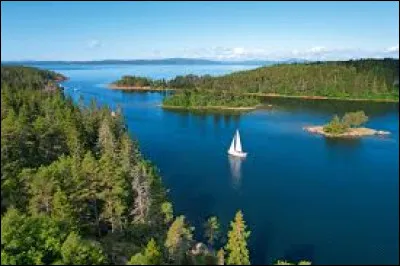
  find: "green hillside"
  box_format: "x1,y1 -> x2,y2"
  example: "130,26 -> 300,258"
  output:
166,58 -> 399,100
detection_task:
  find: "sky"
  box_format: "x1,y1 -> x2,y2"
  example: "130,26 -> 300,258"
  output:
1,1 -> 399,61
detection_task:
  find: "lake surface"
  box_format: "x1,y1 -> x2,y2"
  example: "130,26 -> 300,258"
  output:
31,63 -> 399,265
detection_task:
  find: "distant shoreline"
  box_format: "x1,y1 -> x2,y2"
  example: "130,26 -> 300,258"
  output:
108,84 -> 398,103
245,93 -> 399,103
108,84 -> 174,91
160,104 -> 262,111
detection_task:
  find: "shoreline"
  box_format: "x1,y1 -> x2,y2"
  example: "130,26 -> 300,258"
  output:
108,84 -> 175,91
303,125 -> 391,138
160,104 -> 262,111
245,93 -> 399,103
107,84 -> 398,103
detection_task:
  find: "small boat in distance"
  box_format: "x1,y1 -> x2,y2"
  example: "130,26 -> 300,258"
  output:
228,129 -> 247,158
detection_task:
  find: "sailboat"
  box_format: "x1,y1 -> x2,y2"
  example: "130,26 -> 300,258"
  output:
228,129 -> 247,158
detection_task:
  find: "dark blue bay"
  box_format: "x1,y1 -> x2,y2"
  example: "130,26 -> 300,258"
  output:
31,63 -> 399,265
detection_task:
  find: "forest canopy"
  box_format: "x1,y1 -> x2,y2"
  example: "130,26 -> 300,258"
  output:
112,58 -> 399,101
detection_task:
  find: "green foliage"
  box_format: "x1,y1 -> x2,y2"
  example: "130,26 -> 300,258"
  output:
161,201 -> 174,224
341,110 -> 368,127
204,216 -> 220,246
225,210 -> 251,265
217,248 -> 225,265
323,111 -> 369,135
163,58 -> 399,100
126,238 -> 161,265
143,238 -> 161,265
163,89 -> 260,108
113,75 -> 154,87
323,115 -> 349,135
1,208 -> 67,265
127,252 -> 148,265
1,65 -> 66,91
0,66 -> 168,264
60,232 -> 107,265
165,215 -> 194,263
52,190 -> 77,229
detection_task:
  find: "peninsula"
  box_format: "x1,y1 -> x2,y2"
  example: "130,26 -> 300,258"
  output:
110,58 -> 399,105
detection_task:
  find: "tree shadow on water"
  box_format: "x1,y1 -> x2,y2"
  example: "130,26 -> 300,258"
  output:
324,137 -> 362,149
281,244 -> 315,264
250,222 -> 272,265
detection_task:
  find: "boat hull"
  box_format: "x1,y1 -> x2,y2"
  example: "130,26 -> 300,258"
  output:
228,150 -> 247,158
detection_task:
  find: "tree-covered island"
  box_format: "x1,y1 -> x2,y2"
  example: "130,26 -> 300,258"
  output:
304,110 -> 391,137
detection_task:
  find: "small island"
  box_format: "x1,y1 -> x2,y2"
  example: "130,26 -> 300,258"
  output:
161,89 -> 262,111
304,111 -> 390,138
109,75 -> 172,91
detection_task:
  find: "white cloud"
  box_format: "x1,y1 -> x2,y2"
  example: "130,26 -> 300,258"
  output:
178,45 -> 399,61
385,45 -> 399,53
87,39 -> 101,49
307,46 -> 327,54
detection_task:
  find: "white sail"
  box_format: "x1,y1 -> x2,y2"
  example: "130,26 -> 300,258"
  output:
228,135 -> 235,153
235,130 -> 242,152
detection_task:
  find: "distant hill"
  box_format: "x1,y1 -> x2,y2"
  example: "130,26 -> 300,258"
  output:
1,58 -> 294,66
164,58 -> 399,101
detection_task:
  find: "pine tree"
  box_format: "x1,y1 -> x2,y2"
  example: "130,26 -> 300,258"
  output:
52,190 -> 76,229
60,232 -> 107,265
98,117 -> 116,157
99,153 -> 128,233
28,167 -> 56,215
204,216 -> 220,247
217,248 -> 225,265
126,238 -> 160,265
144,238 -> 161,265
225,210 -> 251,265
119,132 -> 139,173
76,151 -> 103,236
161,201 -> 174,224
130,160 -> 151,224
165,215 -> 193,263
127,253 -> 148,265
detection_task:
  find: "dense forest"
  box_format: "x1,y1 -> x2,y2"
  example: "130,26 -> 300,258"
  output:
111,75 -> 160,88
164,58 -> 399,100
112,58 -> 399,108
162,89 -> 260,109
1,66 -> 310,265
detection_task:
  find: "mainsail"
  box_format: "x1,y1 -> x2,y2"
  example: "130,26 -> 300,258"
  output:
235,130 -> 242,152
229,135 -> 235,153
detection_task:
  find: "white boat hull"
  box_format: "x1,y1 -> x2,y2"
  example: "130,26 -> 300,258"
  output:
228,150 -> 247,158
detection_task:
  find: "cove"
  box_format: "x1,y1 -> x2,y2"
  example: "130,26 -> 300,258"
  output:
30,63 -> 399,265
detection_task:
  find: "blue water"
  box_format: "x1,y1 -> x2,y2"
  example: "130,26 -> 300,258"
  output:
31,63 -> 399,265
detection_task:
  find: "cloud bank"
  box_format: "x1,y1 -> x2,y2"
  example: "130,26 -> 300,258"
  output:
180,45 -> 399,61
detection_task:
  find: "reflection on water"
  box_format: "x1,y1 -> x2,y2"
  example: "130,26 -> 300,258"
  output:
228,155 -> 244,188
263,97 -> 399,118
324,137 -> 363,149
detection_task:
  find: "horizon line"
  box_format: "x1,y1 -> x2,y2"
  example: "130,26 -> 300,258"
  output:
2,56 -> 399,63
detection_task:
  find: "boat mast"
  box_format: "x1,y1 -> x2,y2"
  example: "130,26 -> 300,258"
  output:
235,130 -> 242,152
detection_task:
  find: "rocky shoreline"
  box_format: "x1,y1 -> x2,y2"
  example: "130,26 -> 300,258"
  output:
304,126 -> 390,138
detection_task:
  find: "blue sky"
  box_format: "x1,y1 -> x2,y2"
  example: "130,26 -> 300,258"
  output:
1,1 -> 399,61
